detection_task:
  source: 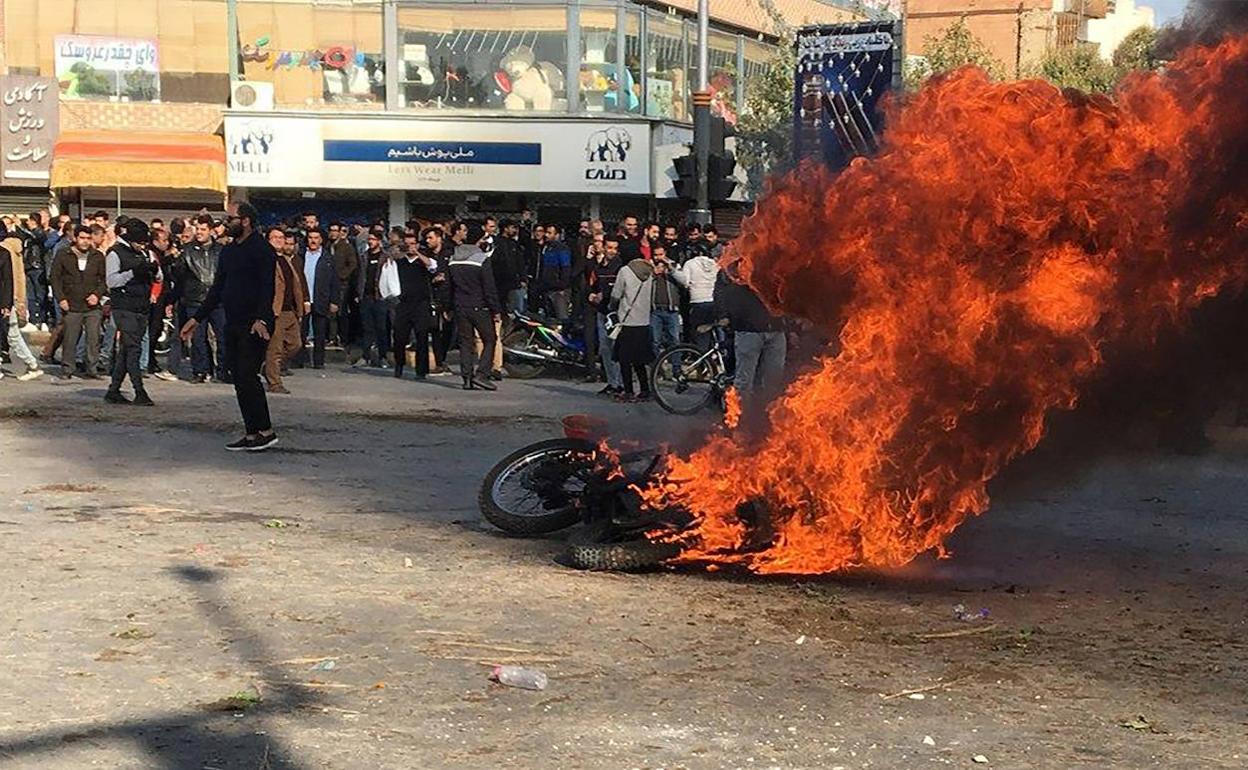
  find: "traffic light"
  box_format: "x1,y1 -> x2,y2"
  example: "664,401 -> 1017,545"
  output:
708,116 -> 737,202
672,151 -> 697,201
671,116 -> 737,202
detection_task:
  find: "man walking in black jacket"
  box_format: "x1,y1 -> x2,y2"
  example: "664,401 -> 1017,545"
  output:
448,231 -> 501,391
380,230 -> 438,380
181,202 -> 278,452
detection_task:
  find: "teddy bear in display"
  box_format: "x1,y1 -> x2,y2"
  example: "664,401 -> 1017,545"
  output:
497,45 -> 564,111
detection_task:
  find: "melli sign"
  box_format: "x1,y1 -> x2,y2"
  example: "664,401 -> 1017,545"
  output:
225,115 -> 650,195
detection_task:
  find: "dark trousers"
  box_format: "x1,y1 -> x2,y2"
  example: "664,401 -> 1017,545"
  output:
393,301 -> 431,377
25,273 -> 45,325
360,297 -> 391,364
109,308 -> 147,394
330,284 -> 352,346
433,309 -> 455,367
582,299 -> 598,368
146,304 -> 166,371
310,312 -> 331,367
689,302 -> 718,352
225,324 -> 272,435
187,304 -> 227,378
456,308 -> 496,380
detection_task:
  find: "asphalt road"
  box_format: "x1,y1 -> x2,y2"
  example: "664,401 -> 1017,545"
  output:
0,365 -> 1244,769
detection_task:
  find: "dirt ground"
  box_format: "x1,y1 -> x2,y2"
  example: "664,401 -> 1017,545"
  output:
0,366 -> 1245,769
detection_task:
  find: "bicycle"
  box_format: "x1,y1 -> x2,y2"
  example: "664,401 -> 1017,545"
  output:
650,319 -> 733,416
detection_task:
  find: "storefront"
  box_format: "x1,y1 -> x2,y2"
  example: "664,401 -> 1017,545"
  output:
225,111 -> 652,223
49,130 -> 227,219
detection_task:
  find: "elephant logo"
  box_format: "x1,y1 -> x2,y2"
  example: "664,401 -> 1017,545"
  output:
585,127 -> 632,163
231,122 -> 275,156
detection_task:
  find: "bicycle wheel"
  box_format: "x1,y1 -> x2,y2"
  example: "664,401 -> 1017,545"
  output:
651,344 -> 718,415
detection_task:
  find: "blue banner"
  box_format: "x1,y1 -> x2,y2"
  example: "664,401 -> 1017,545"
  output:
323,139 -> 542,165
793,21 -> 900,171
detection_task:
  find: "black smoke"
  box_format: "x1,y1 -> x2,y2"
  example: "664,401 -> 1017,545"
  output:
1157,0 -> 1248,57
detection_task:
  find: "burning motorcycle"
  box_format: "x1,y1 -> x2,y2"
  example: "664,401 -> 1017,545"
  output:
478,415 -> 683,570
501,311 -> 592,380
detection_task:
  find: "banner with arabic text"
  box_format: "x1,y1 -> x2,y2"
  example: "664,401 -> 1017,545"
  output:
55,35 -> 161,102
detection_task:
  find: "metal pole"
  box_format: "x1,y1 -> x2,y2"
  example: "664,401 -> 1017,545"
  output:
690,0 -> 711,226
384,0 -> 400,110
696,0 -> 708,91
566,4 -> 581,114
227,0 -> 240,82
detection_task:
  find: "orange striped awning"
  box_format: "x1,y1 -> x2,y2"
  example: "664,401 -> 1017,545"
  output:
51,131 -> 227,195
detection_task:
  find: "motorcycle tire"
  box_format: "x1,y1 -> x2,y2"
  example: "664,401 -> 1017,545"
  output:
565,522 -> 681,572
479,438 -> 595,535
502,328 -> 549,380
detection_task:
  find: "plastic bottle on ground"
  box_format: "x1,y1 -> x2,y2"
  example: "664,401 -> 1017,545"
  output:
491,665 -> 548,691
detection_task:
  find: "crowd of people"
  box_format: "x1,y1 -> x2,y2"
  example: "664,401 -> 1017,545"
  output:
0,205 -> 792,412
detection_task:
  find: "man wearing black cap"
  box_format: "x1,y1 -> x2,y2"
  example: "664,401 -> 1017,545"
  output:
180,201 -> 278,451
104,218 -> 158,406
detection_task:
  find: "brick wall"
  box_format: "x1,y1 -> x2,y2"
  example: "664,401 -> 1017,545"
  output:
59,100 -> 223,134
905,0 -> 1057,79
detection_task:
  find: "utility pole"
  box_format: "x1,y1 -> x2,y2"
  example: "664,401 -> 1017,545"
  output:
227,0 -> 240,82
690,0 -> 712,226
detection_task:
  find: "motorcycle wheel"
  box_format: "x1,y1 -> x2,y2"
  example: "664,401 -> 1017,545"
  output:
502,328 -> 548,380
651,344 -> 718,416
479,438 -> 595,535
565,521 -> 681,572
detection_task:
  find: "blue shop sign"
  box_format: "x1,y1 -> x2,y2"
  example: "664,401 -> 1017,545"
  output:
323,139 -> 542,165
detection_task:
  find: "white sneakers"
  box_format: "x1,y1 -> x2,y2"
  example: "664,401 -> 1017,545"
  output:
1,368 -> 45,382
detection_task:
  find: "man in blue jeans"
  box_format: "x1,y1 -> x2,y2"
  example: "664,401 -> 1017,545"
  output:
588,237 -> 624,395
648,244 -> 682,362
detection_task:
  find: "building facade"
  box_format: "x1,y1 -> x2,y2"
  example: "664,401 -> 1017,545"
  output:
0,0 -> 863,224
903,0 -> 1156,79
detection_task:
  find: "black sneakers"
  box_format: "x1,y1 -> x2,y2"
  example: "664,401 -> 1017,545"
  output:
103,391 -> 131,405
132,392 -> 155,407
226,433 -> 279,452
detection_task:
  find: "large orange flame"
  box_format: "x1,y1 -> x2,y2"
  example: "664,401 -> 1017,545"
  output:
643,35 -> 1248,574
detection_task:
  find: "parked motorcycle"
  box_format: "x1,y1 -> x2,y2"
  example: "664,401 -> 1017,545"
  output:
478,415 -> 684,571
501,311 -> 593,380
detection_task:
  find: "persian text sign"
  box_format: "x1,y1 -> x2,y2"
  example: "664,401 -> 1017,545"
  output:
0,76 -> 58,185
55,35 -> 161,102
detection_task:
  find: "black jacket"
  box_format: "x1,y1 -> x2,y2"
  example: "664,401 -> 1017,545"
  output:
447,245 -> 501,314
490,237 -> 526,294
360,248 -> 387,301
713,272 -> 783,333
17,226 -> 46,275
587,255 -> 622,313
106,239 -> 154,313
0,245 -> 12,310
195,230 -> 276,330
51,247 -> 107,311
429,244 -> 455,307
178,240 -> 221,307
298,246 -> 340,316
